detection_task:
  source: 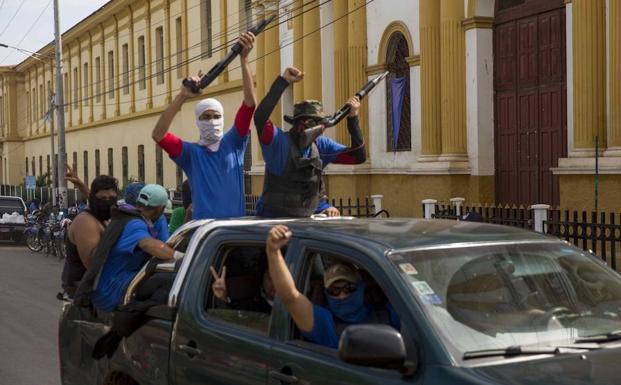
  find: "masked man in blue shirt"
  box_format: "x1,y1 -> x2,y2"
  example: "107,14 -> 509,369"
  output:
264,225 -> 399,349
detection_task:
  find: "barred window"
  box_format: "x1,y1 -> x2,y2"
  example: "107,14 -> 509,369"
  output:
108,148 -> 114,176
122,146 -> 128,185
72,152 -> 78,179
73,68 -> 78,109
138,37 -> 146,90
83,151 -> 89,186
122,44 -> 129,94
63,73 -> 68,112
239,0 -> 252,31
83,63 -> 89,106
385,32 -> 411,152
108,50 -> 114,99
176,165 -> 183,191
95,57 -> 101,102
95,149 -> 101,177
138,145 -> 145,182
175,18 -> 184,79
156,144 -> 163,185
201,0 -> 213,58
155,27 -> 164,85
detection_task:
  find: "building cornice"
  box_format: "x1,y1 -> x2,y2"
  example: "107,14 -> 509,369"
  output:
552,155 -> 621,175
0,136 -> 24,143
462,16 -> 494,31
21,79 -> 243,140
367,55 -> 420,75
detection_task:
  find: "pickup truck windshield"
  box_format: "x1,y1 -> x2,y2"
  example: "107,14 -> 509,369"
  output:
393,242 -> 621,360
0,198 -> 25,215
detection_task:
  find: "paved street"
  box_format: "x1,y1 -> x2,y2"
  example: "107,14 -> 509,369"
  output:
0,244 -> 62,385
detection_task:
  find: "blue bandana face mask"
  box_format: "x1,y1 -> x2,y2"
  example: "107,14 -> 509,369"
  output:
326,281 -> 370,324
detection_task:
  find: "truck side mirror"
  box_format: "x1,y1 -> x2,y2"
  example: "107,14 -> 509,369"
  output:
338,324 -> 408,371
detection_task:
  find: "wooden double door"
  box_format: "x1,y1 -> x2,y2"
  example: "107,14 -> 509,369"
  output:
494,0 -> 567,206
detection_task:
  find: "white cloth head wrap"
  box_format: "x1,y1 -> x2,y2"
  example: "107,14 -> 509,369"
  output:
195,98 -> 224,149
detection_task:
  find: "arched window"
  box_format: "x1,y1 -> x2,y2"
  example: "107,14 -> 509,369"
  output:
386,32 -> 411,152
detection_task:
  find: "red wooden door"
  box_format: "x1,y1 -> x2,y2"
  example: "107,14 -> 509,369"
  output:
494,0 -> 567,206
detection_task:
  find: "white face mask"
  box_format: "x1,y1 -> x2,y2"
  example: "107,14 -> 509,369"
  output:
197,118 -> 224,146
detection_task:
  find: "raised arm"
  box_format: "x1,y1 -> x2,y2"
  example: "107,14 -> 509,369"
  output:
151,75 -> 199,142
65,163 -> 90,197
333,96 -> 366,164
254,67 -> 303,144
239,32 -> 256,108
266,225 -> 314,332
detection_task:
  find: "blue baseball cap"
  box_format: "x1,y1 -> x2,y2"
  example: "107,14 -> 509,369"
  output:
124,182 -> 146,206
137,184 -> 169,208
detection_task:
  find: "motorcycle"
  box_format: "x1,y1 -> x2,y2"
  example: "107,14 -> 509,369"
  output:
23,211 -> 43,252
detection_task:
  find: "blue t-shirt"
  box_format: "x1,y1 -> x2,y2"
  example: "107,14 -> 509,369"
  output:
172,127 -> 248,220
261,128 -> 345,176
302,304 -> 401,349
255,128 -> 345,216
92,218 -> 168,311
155,214 -> 169,241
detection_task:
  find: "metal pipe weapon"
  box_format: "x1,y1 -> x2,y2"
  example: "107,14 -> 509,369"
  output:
182,14 -> 277,94
322,71 -> 390,127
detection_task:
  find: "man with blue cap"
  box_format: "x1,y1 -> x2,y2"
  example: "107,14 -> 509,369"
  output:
121,182 -> 169,241
91,184 -> 181,312
86,184 -> 184,359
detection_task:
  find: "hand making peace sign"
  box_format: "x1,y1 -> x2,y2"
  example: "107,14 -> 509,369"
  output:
210,265 -> 228,300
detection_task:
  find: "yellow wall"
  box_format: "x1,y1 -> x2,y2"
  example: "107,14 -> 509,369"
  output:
0,0 -> 254,188
559,175 -> 621,212
251,173 -> 495,217
1,0 -> 619,218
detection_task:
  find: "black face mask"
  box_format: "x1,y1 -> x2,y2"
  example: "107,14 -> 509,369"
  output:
88,195 -> 117,222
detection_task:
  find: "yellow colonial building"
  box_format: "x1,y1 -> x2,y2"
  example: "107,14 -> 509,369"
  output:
0,0 -> 620,216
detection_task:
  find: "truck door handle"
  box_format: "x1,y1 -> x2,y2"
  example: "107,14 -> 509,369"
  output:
178,341 -> 201,358
269,370 -> 299,384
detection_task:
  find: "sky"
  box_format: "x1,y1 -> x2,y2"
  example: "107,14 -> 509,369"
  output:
0,0 -> 110,66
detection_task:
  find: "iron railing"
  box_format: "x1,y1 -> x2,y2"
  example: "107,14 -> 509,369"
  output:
545,210 -> 621,270
431,203 -> 533,229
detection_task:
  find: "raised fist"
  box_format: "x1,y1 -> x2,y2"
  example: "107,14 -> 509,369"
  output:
282,67 -> 304,84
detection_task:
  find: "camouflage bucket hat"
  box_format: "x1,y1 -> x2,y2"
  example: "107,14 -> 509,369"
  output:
284,100 -> 327,124
324,263 -> 360,288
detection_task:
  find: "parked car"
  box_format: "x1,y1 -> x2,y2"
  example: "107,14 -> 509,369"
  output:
59,218 -> 621,385
0,195 -> 27,243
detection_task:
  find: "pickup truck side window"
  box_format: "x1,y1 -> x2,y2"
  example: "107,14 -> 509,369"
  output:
289,250 -> 402,348
203,244 -> 273,334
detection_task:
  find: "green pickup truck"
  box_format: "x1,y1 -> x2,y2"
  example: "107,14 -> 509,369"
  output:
60,218 -> 621,385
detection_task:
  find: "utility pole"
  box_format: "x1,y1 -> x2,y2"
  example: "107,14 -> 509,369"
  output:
48,91 -> 58,206
53,0 -> 67,209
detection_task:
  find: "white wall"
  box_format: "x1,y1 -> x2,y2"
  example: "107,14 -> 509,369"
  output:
466,28 -> 494,176
366,0 -> 419,65
364,0 -> 421,172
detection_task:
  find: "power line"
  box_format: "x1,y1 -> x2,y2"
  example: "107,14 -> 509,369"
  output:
0,0 -> 53,65
60,0 -> 331,106
0,0 -> 26,39
123,0 -> 361,106
9,0 -> 261,68
64,0 -> 318,98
